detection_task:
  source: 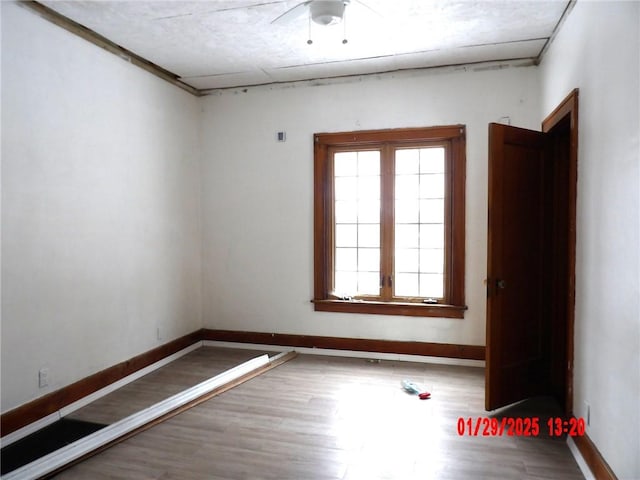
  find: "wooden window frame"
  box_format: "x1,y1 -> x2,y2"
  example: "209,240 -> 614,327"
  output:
313,126 -> 467,318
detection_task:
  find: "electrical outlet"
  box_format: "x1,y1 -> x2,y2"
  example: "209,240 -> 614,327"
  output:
584,401 -> 591,426
39,368 -> 50,388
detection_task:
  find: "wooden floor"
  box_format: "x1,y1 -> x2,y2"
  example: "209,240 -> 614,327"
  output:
68,347 -> 270,425
55,347 -> 584,480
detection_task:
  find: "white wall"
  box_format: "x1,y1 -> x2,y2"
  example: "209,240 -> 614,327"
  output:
1,2 -> 202,412
540,2 -> 639,478
200,65 -> 540,347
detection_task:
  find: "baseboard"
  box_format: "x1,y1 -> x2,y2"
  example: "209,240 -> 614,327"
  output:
202,329 -> 485,361
2,353 -> 281,480
569,430 -> 618,480
2,328 -> 485,440
1,330 -> 203,439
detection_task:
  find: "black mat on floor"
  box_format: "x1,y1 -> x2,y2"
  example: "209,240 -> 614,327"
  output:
1,418 -> 107,474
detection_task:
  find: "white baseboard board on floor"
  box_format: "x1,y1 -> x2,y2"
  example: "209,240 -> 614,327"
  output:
0,412 -> 61,449
3,353 -> 271,480
567,436 -> 596,480
1,341 -> 203,449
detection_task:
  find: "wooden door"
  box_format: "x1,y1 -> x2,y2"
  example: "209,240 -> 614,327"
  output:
485,123 -> 552,411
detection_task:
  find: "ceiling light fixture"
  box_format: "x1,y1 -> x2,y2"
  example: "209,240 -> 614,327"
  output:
309,0 -> 348,26
306,1 -> 349,45
273,0 -> 374,45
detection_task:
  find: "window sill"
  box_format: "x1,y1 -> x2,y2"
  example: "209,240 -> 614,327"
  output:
312,299 -> 467,318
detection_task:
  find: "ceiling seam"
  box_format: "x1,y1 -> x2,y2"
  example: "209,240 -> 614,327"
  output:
269,38 -> 548,71
198,58 -> 537,96
151,1 -> 286,21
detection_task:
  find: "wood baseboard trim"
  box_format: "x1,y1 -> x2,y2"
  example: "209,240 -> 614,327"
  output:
202,329 -> 485,361
2,328 -> 484,439
571,430 -> 618,480
1,330 -> 204,438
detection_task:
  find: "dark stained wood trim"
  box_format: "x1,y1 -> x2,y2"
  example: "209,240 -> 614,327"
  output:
1,327 -> 483,440
19,1 -> 201,97
313,126 -> 467,316
1,330 -> 204,437
449,130 -> 467,307
313,139 -> 330,301
202,329 -> 485,360
542,88 -> 578,416
572,430 -> 618,480
314,125 -> 466,146
313,299 -> 466,318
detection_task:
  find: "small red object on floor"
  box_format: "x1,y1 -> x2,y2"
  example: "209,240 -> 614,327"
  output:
419,392 -> 431,400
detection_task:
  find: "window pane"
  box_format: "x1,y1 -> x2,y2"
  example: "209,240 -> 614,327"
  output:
395,199 -> 419,224
335,248 -> 357,271
358,200 -> 380,223
420,249 -> 444,274
335,200 -> 357,223
395,248 -> 419,273
395,224 -> 419,248
420,148 -> 445,173
358,248 -> 380,272
335,224 -> 357,247
394,148 -> 445,299
335,151 -> 380,176
420,274 -> 444,298
335,271 -> 357,296
358,224 -> 380,247
396,149 -> 420,174
358,272 -> 380,295
358,151 -> 381,175
335,177 -> 357,200
358,176 -> 380,199
333,150 -> 381,298
420,224 -> 444,249
420,174 -> 445,198
334,152 -> 358,176
395,273 -> 419,297
420,199 -> 445,223
395,175 -> 419,199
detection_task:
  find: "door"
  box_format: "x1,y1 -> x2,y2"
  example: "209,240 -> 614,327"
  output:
485,123 -> 552,411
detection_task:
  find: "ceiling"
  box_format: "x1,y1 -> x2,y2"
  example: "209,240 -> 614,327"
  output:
38,0 -> 572,93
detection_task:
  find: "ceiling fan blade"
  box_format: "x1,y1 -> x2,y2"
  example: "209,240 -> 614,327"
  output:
271,1 -> 312,24
352,0 -> 382,18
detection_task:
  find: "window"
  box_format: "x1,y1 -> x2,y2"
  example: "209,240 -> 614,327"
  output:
313,126 -> 466,318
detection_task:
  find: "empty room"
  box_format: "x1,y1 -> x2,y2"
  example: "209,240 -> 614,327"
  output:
1,1 -> 638,479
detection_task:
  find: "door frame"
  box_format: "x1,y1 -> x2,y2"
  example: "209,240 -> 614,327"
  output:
541,88 -> 579,415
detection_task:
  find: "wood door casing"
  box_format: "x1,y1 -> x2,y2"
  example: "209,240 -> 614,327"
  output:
542,88 -> 579,415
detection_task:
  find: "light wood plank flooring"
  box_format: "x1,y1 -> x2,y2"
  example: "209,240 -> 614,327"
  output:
68,347 -> 271,425
55,348 -> 584,480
